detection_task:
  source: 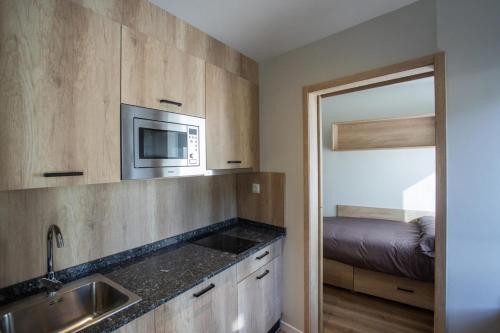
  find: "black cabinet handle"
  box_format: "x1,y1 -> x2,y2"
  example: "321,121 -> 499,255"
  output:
397,287 -> 414,293
256,251 -> 269,260
227,161 -> 242,164
43,172 -> 84,178
256,270 -> 270,280
159,99 -> 182,107
193,283 -> 215,297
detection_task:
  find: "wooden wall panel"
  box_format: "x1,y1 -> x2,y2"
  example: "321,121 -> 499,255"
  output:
121,0 -> 177,46
337,205 -> 435,222
236,173 -> 285,227
121,0 -> 258,84
0,175 -> 237,288
69,0 -> 123,22
332,115 -> 435,150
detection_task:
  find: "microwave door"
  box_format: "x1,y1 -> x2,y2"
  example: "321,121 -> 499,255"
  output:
133,118 -> 188,168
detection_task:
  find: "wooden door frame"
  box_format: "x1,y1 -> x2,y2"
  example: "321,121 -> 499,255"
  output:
302,53 -> 447,333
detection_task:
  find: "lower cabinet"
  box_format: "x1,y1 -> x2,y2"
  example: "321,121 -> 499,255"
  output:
155,266 -> 238,333
114,311 -> 155,333
237,258 -> 282,333
112,242 -> 282,333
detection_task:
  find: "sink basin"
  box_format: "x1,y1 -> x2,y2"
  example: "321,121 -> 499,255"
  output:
0,274 -> 141,333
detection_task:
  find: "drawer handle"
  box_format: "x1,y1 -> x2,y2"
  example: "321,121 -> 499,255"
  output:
397,287 -> 415,293
159,99 -> 182,107
227,161 -> 242,164
43,171 -> 84,178
256,251 -> 270,260
256,270 -> 270,280
193,283 -> 215,297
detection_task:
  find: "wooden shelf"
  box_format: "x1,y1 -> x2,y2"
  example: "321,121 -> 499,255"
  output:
332,115 -> 435,151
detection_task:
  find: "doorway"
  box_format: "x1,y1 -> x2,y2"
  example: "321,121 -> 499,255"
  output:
302,53 -> 446,333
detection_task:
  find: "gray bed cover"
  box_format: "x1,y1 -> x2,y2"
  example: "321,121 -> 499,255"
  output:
323,216 -> 434,281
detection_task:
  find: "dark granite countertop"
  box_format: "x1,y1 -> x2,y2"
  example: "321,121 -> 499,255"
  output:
81,221 -> 285,333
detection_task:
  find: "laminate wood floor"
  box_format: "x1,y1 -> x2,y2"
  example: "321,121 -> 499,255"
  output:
323,285 -> 434,333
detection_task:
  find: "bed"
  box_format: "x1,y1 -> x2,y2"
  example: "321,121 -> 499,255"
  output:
323,205 -> 436,310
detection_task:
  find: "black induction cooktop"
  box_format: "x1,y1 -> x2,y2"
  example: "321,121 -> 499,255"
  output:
190,233 -> 258,255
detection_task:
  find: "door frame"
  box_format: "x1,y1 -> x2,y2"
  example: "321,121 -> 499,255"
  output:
302,53 -> 447,333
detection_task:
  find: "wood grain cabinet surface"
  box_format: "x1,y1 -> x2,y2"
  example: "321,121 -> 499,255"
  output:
205,63 -> 259,170
237,257 -> 282,333
155,266 -> 238,333
0,0 -> 121,190
121,26 -> 205,118
113,311 -> 155,333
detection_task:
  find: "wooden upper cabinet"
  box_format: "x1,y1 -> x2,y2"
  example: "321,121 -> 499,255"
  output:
206,63 -> 259,170
121,26 -> 205,118
155,266 -> 238,333
0,0 -> 121,191
332,115 -> 436,151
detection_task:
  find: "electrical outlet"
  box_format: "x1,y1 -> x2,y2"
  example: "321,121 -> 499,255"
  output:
252,183 -> 261,194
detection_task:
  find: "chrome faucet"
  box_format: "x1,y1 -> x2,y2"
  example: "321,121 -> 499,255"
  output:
39,224 -> 64,295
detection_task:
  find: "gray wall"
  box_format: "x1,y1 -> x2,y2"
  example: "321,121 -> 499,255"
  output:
259,0 -> 438,330
321,78 -> 436,216
437,0 -> 500,332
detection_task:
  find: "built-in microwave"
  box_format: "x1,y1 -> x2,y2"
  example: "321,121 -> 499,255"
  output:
121,104 -> 206,180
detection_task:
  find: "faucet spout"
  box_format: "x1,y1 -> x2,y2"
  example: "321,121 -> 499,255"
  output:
40,224 -> 64,295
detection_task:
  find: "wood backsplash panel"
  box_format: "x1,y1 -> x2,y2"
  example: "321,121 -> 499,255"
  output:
0,175 -> 236,288
236,173 -> 285,227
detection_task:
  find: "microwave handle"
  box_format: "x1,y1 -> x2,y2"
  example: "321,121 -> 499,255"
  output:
159,99 -> 182,107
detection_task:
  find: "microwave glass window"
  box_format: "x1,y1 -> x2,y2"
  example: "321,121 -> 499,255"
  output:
139,128 -> 187,159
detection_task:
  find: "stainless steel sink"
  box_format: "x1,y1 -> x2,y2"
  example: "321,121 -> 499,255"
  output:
0,274 -> 141,333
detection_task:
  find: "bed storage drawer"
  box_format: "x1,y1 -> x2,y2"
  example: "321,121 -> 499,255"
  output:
237,240 -> 282,282
353,268 -> 434,310
323,259 -> 354,290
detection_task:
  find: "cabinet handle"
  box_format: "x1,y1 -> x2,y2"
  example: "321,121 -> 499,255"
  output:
397,287 -> 414,293
256,270 -> 270,280
159,99 -> 182,107
256,251 -> 269,260
193,283 -> 215,297
43,171 -> 84,177
227,161 -> 242,164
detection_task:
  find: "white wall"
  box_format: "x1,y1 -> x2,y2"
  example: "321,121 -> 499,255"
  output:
436,0 -> 500,332
259,0 -> 437,330
321,78 -> 436,216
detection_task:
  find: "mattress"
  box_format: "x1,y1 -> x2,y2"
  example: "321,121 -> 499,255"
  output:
323,216 -> 434,281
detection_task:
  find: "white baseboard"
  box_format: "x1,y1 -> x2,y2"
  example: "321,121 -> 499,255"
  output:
280,320 -> 303,333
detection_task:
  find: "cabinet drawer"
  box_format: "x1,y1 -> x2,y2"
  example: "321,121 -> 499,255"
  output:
353,267 -> 434,310
237,240 -> 281,282
323,259 -> 354,290
155,266 -> 237,333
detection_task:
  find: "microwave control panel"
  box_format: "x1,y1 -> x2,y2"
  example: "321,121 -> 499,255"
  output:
187,126 -> 199,165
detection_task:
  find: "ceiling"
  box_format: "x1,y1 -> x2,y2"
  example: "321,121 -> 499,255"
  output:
150,0 -> 418,61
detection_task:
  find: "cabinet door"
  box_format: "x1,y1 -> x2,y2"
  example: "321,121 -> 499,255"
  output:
238,258 -> 282,333
114,311 -> 155,333
205,63 -> 259,170
121,26 -> 205,118
0,0 -> 121,190
155,266 -> 238,333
